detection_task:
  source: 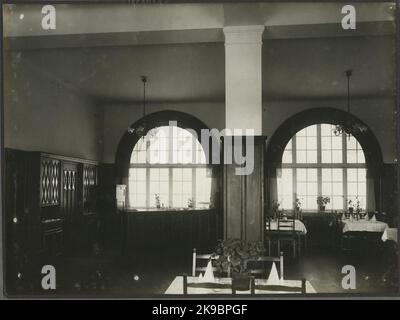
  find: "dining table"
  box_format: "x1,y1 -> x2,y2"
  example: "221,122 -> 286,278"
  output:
342,218 -> 388,233
164,276 -> 316,294
381,227 -> 398,243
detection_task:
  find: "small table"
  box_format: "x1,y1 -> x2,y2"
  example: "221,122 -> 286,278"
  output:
381,227 -> 398,243
164,276 -> 316,294
267,219 -> 307,234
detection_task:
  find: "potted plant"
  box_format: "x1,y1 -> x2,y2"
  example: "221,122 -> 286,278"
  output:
154,194 -> 161,209
317,196 -> 330,212
294,197 -> 302,219
294,198 -> 302,212
348,199 -> 354,214
213,239 -> 266,291
187,197 -> 194,209
271,200 -> 281,220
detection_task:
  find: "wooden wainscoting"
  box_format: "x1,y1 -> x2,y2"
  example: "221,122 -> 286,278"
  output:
121,209 -> 219,257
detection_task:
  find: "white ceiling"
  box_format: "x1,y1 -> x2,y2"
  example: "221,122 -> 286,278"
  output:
6,3 -> 396,103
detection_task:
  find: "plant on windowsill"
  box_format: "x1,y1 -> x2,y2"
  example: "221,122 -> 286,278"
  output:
317,196 -> 330,212
294,197 -> 302,219
354,196 -> 362,220
272,200 -> 281,220
187,198 -> 195,209
154,194 -> 161,209
347,199 -> 354,215
213,239 -> 266,291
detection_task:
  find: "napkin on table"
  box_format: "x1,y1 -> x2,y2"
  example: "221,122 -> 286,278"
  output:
266,262 -> 281,285
198,260 -> 215,283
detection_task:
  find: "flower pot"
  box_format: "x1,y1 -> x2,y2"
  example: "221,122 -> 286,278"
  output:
319,205 -> 325,212
232,274 -> 251,291
349,207 -> 354,214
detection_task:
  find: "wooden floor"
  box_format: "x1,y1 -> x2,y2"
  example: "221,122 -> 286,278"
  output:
53,242 -> 398,297
7,241 -> 397,297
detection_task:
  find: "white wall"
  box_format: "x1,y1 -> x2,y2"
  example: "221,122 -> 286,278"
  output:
4,51 -> 103,160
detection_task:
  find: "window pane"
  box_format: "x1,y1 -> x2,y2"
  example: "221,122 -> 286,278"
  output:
128,125 -> 212,209
128,168 -> 147,208
332,151 -> 342,163
307,150 -> 317,163
280,123 -> 367,212
296,137 -> 306,149
321,137 -> 331,149
282,150 -> 292,164
321,168 -> 344,210
347,151 -> 357,163
172,168 -> 193,208
296,150 -> 307,163
196,168 -> 211,209
346,136 -> 366,164
306,125 -> 317,136
295,125 -> 317,164
307,169 -> 318,181
347,168 -> 357,181
297,168 -> 318,210
358,151 -> 365,164
321,150 -> 331,163
297,169 -> 307,181
321,124 -> 332,136
332,137 -> 342,149
149,168 -> 169,208
277,168 -> 293,209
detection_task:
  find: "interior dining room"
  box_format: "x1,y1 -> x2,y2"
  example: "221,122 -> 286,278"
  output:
2,2 -> 399,296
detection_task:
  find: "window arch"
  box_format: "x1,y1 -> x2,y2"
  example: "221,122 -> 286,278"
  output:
277,123 -> 367,211
128,125 -> 212,209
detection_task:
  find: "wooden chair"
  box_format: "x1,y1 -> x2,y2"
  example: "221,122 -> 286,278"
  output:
192,248 -> 223,277
246,252 -> 284,279
183,274 -> 236,294
265,217 -> 279,255
277,218 -> 298,258
250,276 -> 307,294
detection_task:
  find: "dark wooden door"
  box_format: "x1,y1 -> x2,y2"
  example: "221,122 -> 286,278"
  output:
61,161 -> 80,253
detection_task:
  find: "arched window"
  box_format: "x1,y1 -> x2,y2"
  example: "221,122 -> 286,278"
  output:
277,123 -> 366,211
128,125 -> 212,209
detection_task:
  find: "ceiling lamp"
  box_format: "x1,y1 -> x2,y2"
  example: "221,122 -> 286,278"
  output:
333,70 -> 368,138
128,76 -> 148,138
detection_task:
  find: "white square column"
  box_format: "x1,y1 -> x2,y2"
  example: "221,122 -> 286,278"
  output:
224,25 -> 264,135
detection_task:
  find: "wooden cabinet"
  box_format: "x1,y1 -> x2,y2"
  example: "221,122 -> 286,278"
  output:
83,164 -> 98,214
4,149 -> 100,280
40,157 -> 61,206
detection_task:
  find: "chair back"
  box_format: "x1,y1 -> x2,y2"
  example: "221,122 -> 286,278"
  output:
192,248 -> 219,276
265,217 -> 272,230
246,252 -> 284,279
278,218 -> 295,234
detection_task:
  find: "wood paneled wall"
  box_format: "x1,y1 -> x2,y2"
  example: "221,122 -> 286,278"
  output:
122,209 -> 219,256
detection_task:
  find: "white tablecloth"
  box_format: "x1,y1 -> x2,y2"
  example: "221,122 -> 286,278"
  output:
164,276 -> 316,294
381,227 -> 398,243
342,219 -> 388,233
266,219 -> 307,234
